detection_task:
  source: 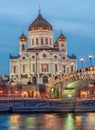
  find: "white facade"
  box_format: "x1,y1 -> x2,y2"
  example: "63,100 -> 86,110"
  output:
10,11 -> 77,85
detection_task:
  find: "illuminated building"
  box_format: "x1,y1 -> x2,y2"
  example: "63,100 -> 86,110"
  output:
10,10 -> 77,85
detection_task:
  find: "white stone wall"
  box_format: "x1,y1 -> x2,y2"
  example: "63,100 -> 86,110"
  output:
28,30 -> 54,48
10,50 -> 77,84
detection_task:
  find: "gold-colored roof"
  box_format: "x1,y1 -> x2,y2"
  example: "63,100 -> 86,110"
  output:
57,32 -> 66,41
19,32 -> 27,42
28,11 -> 52,31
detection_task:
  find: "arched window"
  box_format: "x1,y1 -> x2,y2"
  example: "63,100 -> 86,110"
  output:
43,76 -> 48,84
32,64 -> 35,72
55,64 -> 58,73
23,65 -> 25,73
14,66 -> 16,73
36,38 -> 38,45
32,77 -> 36,85
41,64 -> 49,72
50,38 -> 52,45
63,65 -> 65,73
41,38 -> 43,45
32,39 -> 34,45
61,44 -> 64,47
22,44 -> 25,51
46,38 -> 48,44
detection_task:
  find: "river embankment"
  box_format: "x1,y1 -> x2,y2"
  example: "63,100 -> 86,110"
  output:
0,98 -> 95,113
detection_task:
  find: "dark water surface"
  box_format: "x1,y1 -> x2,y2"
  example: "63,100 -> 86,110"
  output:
0,113 -> 95,130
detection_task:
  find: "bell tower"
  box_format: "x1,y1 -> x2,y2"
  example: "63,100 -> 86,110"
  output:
19,32 -> 27,56
57,29 -> 67,56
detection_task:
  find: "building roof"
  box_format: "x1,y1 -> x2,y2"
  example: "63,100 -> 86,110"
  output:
57,31 -> 66,41
28,11 -> 52,31
68,54 -> 77,59
19,32 -> 27,42
10,54 -> 20,59
27,47 -> 59,52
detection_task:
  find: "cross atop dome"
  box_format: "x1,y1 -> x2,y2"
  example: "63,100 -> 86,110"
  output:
39,4 -> 41,14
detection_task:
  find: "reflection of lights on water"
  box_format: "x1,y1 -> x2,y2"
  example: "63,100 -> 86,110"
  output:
87,113 -> 95,122
75,113 -> 95,130
45,114 -> 55,118
9,115 -> 37,130
10,114 -> 20,122
25,114 -> 61,130
9,114 -> 20,130
43,114 -> 62,130
75,116 -> 82,126
64,114 -> 75,130
25,117 -> 36,129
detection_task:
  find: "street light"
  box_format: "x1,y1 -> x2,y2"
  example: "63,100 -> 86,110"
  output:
80,58 -> 84,68
57,72 -> 62,98
11,81 -> 16,99
35,48 -> 39,98
89,54 -> 93,66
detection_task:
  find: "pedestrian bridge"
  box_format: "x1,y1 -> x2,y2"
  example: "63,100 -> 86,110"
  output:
47,66 -> 95,98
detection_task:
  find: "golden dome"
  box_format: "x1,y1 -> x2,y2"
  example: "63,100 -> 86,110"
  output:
19,32 -> 27,42
28,11 -> 52,31
57,32 -> 66,41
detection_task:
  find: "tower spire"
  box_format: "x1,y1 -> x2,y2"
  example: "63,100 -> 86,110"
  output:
22,28 -> 24,34
60,27 -> 62,34
39,4 -> 41,14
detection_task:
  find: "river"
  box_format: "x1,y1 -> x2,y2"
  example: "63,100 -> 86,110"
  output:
0,112 -> 95,130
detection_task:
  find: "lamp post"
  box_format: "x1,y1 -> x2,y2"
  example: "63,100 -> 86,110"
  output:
11,81 -> 16,99
35,48 -> 39,98
57,72 -> 62,98
89,54 -> 93,66
80,58 -> 84,68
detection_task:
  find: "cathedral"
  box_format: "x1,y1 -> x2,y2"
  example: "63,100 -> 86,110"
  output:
10,10 -> 77,85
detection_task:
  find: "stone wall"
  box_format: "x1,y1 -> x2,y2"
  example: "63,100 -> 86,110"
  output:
0,99 -> 95,113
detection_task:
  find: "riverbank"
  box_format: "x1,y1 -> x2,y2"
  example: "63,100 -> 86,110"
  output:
0,99 -> 95,113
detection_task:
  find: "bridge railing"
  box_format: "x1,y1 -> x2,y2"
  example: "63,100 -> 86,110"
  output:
47,66 -> 95,88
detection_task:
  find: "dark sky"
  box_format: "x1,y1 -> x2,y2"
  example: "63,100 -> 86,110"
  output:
0,0 -> 95,74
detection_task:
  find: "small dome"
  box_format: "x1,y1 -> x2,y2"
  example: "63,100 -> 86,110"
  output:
19,32 -> 27,42
28,11 -> 52,31
57,31 -> 66,41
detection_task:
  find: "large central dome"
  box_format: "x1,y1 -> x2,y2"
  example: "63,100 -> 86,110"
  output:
28,11 -> 52,31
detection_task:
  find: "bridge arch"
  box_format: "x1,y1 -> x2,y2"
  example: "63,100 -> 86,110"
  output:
47,67 -> 95,99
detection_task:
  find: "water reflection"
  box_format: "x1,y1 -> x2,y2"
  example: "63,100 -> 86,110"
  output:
75,113 -> 95,130
64,113 -> 75,130
0,113 -> 95,130
8,114 -> 20,130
